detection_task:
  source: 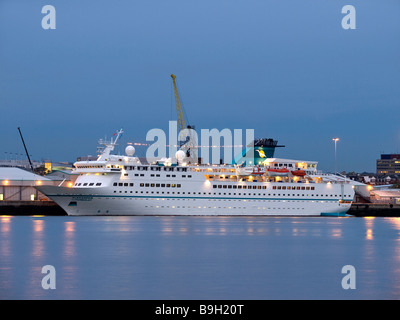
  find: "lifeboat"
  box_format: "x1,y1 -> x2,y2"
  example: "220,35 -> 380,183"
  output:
291,170 -> 306,177
236,165 -> 265,176
251,165 -> 265,175
266,168 -> 289,176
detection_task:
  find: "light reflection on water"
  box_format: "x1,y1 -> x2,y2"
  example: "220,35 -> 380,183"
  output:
1,215 -> 400,299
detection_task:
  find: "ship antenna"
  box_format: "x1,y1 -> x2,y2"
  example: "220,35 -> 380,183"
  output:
97,129 -> 123,161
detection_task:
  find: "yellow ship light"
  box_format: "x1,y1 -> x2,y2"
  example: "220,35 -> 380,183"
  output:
67,182 -> 73,188
36,180 -> 42,186
367,185 -> 373,191
3,180 -> 9,185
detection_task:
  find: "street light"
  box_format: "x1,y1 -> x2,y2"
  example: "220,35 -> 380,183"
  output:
332,138 -> 339,174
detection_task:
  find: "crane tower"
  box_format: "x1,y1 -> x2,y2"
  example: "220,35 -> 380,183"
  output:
170,74 -> 198,164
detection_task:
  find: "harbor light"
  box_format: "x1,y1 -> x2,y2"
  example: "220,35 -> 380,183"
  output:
332,138 -> 339,174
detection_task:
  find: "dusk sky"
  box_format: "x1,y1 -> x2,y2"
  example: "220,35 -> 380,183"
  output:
0,0 -> 399,173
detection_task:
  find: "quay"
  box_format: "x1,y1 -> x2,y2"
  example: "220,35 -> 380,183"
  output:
0,200 -> 66,216
348,203 -> 400,217
0,200 -> 400,217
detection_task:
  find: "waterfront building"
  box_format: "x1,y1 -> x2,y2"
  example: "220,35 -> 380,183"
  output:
370,189 -> 400,204
377,154 -> 400,175
0,167 -> 64,201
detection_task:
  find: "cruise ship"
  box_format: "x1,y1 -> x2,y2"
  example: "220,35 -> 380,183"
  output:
36,130 -> 355,216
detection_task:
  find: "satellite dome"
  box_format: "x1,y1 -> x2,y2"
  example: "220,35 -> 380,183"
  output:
175,150 -> 186,162
125,145 -> 135,156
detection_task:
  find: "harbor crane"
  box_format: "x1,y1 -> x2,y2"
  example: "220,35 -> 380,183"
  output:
170,74 -> 198,163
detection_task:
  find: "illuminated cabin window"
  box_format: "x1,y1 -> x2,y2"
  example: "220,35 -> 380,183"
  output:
0,194 -> 3,201
30,194 -> 35,201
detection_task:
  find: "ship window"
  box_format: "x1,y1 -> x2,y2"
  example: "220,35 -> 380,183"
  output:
238,186 -> 242,189
301,187 -> 305,190
213,185 -> 217,188
118,183 -> 123,186
130,183 -> 134,187
113,182 -> 117,186
166,184 -> 170,187
223,185 -> 227,189
177,184 -> 181,188
161,184 -> 165,187
124,183 -> 128,186
188,175 -> 192,178
96,183 -> 101,186
83,183 -> 88,186
156,184 -> 160,187
151,184 -> 155,187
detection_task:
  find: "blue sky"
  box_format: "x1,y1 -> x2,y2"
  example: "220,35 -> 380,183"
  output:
0,0 -> 399,172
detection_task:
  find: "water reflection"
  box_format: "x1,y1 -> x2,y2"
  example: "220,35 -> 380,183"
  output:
3,216 -> 400,299
364,217 -> 375,240
385,218 -> 400,299
63,221 -> 76,258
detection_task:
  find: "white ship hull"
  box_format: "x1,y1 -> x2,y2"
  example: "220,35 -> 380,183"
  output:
37,182 -> 353,217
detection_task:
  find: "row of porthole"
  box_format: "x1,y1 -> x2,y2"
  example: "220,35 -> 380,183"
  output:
105,197 -> 330,204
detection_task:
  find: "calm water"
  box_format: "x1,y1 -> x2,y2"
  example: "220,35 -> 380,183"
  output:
1,215 -> 400,300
